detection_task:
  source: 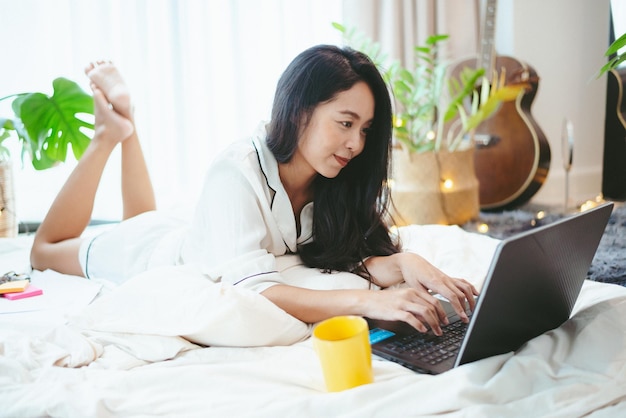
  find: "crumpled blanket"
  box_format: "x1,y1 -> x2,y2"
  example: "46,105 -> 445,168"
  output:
4,225 -> 624,417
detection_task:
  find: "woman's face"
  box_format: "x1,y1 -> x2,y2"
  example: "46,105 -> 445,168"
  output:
294,81 -> 374,179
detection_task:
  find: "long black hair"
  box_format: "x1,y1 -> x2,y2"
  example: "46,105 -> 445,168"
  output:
266,45 -> 400,276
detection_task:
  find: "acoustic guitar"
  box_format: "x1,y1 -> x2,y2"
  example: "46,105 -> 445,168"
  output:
449,0 -> 551,210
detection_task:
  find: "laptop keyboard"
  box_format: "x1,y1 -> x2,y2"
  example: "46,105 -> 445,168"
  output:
381,320 -> 468,365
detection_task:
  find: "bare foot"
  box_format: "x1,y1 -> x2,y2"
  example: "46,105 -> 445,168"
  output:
92,86 -> 134,146
85,61 -> 133,120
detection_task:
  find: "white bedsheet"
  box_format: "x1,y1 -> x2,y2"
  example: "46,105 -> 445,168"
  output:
1,225 -> 626,417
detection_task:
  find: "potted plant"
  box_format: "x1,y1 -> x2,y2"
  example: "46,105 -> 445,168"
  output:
334,23 -> 527,225
0,77 -> 94,236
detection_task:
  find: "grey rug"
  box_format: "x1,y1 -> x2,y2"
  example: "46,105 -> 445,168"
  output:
462,202 -> 626,287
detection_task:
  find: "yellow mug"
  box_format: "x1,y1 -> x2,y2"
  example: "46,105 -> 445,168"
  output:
312,315 -> 373,392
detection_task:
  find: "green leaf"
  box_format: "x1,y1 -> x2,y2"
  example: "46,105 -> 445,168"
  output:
426,34 -> 449,45
393,80 -> 412,95
479,77 -> 490,107
597,32 -> 626,77
417,54 -> 433,66
13,77 -> 93,170
1,117 -> 15,131
606,32 -> 626,56
331,22 -> 346,33
598,59 -> 616,77
467,94 -> 501,130
0,129 -> 10,143
471,90 -> 479,114
0,117 -> 31,162
0,123 -> 12,158
606,54 -> 626,70
399,68 -> 414,84
449,77 -> 461,94
443,67 -> 485,122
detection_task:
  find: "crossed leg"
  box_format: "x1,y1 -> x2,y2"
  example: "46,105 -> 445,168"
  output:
30,62 -> 156,276
85,61 -> 156,219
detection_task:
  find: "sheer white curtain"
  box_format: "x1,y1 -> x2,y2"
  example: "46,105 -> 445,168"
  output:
341,0 -> 479,73
0,0 -> 343,222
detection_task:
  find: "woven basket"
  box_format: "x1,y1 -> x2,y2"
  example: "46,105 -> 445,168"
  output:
0,161 -> 18,237
390,147 -> 479,226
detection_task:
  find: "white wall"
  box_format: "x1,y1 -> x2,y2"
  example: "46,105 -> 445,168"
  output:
496,0 -> 611,207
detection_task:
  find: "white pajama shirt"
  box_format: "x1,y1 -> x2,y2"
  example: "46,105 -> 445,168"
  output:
79,126 -> 314,292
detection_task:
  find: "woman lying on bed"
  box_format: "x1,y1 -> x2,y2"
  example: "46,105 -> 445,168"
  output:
30,45 -> 477,336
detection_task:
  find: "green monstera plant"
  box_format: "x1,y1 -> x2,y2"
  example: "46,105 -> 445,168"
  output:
0,77 -> 94,170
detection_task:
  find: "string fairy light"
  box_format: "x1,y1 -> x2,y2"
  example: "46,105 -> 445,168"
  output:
441,178 -> 454,190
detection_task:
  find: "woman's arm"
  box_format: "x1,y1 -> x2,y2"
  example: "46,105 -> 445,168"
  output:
262,253 -> 478,335
262,279 -> 459,336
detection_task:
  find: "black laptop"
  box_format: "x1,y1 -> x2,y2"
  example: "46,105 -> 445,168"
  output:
367,202 -> 614,374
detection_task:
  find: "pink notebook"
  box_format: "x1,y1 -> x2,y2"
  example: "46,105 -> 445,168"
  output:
2,285 -> 43,300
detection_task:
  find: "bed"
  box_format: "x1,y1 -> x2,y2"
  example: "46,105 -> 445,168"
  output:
1,220 -> 626,417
